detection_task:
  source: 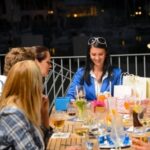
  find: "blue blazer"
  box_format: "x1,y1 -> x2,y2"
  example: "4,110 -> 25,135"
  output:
66,67 -> 122,101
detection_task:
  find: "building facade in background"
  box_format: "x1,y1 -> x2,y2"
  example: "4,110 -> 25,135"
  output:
0,0 -> 150,55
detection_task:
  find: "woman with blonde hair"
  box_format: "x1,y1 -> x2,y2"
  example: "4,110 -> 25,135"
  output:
0,60 -> 45,149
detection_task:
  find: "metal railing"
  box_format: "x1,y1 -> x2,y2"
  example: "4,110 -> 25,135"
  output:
1,53 -> 150,111
44,54 -> 150,110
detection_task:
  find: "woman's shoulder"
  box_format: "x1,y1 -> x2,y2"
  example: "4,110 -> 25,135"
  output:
111,67 -> 122,77
0,106 -> 29,127
112,67 -> 121,73
76,67 -> 85,72
75,67 -> 85,75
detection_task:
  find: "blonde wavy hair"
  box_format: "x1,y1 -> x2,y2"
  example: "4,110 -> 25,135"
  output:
0,60 -> 42,127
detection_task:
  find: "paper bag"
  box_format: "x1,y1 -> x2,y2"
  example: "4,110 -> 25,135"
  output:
114,85 -> 132,113
114,85 -> 132,98
123,75 -> 147,99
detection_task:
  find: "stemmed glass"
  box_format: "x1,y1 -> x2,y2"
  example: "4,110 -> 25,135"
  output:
83,107 -> 97,150
130,100 -> 150,145
137,104 -> 150,133
75,85 -> 86,100
75,85 -> 87,120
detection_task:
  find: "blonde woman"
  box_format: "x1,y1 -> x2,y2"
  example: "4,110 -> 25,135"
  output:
0,60 -> 45,149
2,47 -> 52,146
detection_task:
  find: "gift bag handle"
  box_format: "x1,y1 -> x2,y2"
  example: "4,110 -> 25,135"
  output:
120,72 -> 137,84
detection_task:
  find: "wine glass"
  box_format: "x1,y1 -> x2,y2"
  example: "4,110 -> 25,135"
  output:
130,103 -> 150,146
137,104 -> 150,133
82,109 -> 97,150
67,102 -> 77,117
50,111 -> 66,133
75,85 -> 86,100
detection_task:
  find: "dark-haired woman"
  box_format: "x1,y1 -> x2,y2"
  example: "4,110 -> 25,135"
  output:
32,46 -> 52,77
32,46 -> 53,145
66,37 -> 122,101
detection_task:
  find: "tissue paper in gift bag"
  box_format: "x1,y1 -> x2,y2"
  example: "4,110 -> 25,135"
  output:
91,100 -> 105,113
123,75 -> 147,99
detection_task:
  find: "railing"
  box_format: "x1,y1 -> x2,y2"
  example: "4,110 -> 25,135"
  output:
1,53 -> 150,111
45,54 -> 150,111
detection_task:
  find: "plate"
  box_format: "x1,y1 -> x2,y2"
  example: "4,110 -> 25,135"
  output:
98,134 -> 131,149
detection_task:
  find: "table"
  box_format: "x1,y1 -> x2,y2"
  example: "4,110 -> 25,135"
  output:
47,119 -> 133,150
47,120 -> 99,150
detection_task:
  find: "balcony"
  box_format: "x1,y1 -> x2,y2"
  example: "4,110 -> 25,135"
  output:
0,53 -> 150,112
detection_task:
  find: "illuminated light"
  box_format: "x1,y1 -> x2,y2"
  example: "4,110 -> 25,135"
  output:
136,36 -> 142,42
101,9 -> 104,13
148,12 -> 150,16
147,43 -> 150,49
73,14 -> 78,18
139,36 -> 142,41
139,11 -> 142,15
122,40 -> 125,47
136,36 -> 138,41
48,10 -> 54,14
130,14 -> 135,17
50,48 -> 55,55
135,11 -> 139,15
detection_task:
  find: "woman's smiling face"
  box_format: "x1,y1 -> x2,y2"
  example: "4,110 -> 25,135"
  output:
90,46 -> 106,68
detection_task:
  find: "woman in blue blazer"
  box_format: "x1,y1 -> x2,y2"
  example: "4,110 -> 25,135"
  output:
66,36 -> 122,101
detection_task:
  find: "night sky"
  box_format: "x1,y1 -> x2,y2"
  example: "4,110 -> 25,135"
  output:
0,0 -> 150,55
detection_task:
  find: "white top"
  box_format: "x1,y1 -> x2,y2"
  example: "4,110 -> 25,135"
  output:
90,71 -> 108,97
0,75 -> 7,95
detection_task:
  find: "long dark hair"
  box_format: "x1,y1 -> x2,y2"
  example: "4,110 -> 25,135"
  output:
81,37 -> 113,85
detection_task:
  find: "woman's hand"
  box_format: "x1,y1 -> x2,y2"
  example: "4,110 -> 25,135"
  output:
132,138 -> 150,150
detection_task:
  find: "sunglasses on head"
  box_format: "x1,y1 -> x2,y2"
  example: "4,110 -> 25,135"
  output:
88,37 -> 107,47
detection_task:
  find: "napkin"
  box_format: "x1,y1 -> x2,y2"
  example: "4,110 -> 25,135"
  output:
51,132 -> 70,139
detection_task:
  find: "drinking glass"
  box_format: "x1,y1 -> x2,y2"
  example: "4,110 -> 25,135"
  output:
83,109 -> 98,150
75,99 -> 86,120
75,85 -> 86,100
131,100 -> 150,146
109,118 -> 125,150
50,111 -> 66,133
137,105 -> 150,132
67,102 -> 77,117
